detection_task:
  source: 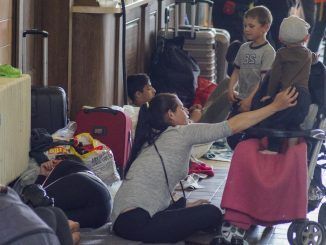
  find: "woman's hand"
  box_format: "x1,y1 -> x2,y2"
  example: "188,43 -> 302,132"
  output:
186,199 -> 210,208
239,97 -> 251,112
228,89 -> 238,103
39,159 -> 61,176
270,87 -> 298,112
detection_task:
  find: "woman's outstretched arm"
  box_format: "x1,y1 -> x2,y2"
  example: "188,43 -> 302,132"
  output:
227,87 -> 298,134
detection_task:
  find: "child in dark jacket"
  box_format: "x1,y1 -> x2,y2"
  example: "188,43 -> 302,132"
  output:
253,15 -> 317,151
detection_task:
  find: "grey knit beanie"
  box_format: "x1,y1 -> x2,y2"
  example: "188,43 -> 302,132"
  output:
279,15 -> 310,44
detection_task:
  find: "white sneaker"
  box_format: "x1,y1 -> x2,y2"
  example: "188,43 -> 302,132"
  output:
221,222 -> 248,244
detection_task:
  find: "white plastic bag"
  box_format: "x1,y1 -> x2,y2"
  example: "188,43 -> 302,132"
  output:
52,121 -> 77,141
71,133 -> 120,185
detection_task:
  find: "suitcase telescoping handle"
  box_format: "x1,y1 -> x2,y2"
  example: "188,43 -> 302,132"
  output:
82,106 -> 119,115
22,29 -> 49,86
179,0 -> 213,28
175,0 -> 196,38
196,0 -> 213,28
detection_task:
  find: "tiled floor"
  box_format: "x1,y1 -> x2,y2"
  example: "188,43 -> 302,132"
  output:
181,159 -> 325,245
80,157 -> 324,245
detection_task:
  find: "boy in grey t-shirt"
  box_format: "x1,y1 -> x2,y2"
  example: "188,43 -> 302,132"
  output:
228,6 -> 275,113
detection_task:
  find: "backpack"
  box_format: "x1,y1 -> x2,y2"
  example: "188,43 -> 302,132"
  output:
0,186 -> 60,245
150,36 -> 200,108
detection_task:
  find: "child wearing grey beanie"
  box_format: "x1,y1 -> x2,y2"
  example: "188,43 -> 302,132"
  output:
262,15 -> 317,100
253,15 -> 318,152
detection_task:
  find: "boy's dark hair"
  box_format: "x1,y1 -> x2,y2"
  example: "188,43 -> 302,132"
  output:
244,6 -> 273,26
127,73 -> 151,102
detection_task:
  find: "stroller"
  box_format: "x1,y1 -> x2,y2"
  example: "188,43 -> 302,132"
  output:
221,61 -> 326,245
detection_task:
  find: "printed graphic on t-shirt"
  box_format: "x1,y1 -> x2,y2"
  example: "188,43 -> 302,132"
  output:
243,54 -> 256,64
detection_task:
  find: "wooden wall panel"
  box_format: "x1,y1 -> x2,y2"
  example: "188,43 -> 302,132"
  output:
0,46 -> 11,64
0,20 -> 12,47
126,18 -> 141,75
41,0 -> 70,90
0,0 -> 12,65
21,0 -> 42,83
71,13 -> 117,119
0,0 -> 12,20
143,0 -> 158,73
18,0 -> 70,88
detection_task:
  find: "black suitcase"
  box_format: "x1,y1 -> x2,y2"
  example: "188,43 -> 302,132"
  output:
23,29 -> 68,134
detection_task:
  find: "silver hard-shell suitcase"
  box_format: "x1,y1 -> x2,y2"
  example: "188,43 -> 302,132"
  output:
184,0 -> 230,83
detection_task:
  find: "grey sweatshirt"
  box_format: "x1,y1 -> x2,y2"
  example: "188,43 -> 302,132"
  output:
111,121 -> 232,224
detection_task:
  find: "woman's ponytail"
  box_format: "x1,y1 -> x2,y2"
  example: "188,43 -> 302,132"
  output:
124,103 -> 151,177
124,94 -> 178,177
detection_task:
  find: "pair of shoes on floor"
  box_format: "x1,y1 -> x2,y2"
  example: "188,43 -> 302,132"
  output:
188,158 -> 214,177
210,222 -> 248,245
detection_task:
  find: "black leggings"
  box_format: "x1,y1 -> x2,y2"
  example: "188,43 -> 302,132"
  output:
41,161 -> 111,228
113,204 -> 222,243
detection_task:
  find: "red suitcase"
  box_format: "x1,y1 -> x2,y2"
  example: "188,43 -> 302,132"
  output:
75,107 -> 132,177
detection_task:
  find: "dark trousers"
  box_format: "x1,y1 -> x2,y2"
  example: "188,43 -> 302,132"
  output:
113,204 -> 222,243
34,206 -> 73,245
253,86 -> 311,130
41,161 -> 111,228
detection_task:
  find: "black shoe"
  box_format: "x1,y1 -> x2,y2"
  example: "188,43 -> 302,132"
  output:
231,236 -> 244,245
210,235 -> 228,245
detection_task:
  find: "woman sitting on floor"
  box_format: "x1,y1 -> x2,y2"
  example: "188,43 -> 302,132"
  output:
111,87 -> 298,243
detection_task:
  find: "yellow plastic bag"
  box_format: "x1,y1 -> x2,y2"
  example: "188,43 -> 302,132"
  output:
71,133 -> 120,185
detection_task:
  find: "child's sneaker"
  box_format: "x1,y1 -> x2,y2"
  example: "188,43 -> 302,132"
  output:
221,222 -> 248,244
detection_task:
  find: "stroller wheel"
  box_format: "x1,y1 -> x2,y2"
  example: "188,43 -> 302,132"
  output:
287,221 -> 305,244
318,203 -> 326,227
295,220 -> 325,245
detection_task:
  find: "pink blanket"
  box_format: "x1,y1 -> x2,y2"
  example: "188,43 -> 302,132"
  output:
221,138 -> 308,230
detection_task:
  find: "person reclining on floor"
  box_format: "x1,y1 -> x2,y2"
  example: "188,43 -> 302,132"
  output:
32,154 -> 112,229
111,87 -> 298,243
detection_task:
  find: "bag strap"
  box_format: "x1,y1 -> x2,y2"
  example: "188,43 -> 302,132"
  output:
153,143 -> 186,203
289,55 -> 312,87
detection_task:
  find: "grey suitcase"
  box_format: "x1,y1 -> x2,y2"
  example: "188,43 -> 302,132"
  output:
184,0 -> 230,83
213,28 -> 230,83
183,26 -> 230,83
